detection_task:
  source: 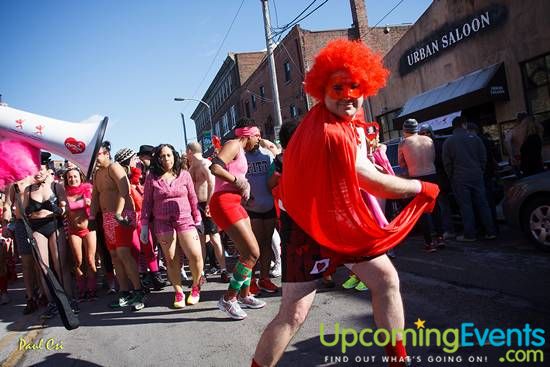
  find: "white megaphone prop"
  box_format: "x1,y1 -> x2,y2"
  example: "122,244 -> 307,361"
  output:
0,104 -> 108,179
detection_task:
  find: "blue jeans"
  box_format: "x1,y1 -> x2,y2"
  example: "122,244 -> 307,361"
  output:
452,178 -> 496,238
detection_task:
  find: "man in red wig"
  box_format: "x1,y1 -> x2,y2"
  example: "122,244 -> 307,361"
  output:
251,39 -> 439,367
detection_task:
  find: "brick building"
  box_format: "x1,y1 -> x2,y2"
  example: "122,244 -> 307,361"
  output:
192,0 -> 411,149
370,0 -> 550,160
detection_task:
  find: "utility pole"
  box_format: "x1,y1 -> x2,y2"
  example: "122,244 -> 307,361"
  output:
180,113 -> 188,148
261,0 -> 283,140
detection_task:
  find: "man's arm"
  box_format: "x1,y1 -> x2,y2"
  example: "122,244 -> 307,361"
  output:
356,155 -> 421,199
110,163 -> 135,214
398,142 -> 407,170
202,162 -> 215,204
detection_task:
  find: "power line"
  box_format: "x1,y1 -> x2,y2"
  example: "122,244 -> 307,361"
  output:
270,0 -> 329,41
183,0 -> 246,112
272,0 -> 279,27
367,0 -> 407,32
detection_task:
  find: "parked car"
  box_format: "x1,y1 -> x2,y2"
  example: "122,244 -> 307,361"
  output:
502,170 -> 550,251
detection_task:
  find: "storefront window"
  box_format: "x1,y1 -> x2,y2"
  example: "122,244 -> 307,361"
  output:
377,109 -> 402,142
521,53 -> 550,140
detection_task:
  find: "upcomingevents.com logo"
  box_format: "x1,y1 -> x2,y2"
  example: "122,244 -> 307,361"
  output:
319,320 -> 546,364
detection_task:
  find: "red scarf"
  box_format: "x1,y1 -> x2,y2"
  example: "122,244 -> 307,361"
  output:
281,103 -> 437,257
65,183 -> 92,199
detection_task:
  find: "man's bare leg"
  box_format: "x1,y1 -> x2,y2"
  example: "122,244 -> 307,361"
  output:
253,281 -> 317,366
110,250 -> 129,291
209,233 -> 226,270
351,255 -> 404,332
116,247 -> 141,290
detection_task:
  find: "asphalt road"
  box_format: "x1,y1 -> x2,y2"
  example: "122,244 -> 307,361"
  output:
1,225 -> 549,367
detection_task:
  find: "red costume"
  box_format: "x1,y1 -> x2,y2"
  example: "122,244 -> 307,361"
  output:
280,39 -> 439,258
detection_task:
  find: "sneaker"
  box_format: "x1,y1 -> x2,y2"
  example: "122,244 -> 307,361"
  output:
70,299 -> 80,314
208,267 -> 220,276
238,295 -> 266,309
354,282 -> 369,291
218,296 -> 247,320
456,235 -> 476,242
484,234 -> 497,240
258,278 -> 279,293
151,272 -> 166,291
0,293 -> 10,305
424,243 -> 437,253
434,237 -> 446,249
41,303 -> 58,319
220,270 -> 230,283
128,290 -> 146,311
173,291 -> 185,309
249,278 -> 261,296
186,286 -> 200,305
198,275 -> 207,286
109,293 -> 131,309
342,275 -> 360,289
23,298 -> 37,315
321,276 -> 336,288
87,290 -> 98,301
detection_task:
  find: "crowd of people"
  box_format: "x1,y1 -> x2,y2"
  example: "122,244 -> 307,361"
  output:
0,38 -> 545,367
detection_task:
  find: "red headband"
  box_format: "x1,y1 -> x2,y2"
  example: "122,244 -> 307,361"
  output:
235,127 -> 260,138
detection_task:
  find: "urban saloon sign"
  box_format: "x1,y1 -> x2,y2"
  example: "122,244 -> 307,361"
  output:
399,5 -> 507,76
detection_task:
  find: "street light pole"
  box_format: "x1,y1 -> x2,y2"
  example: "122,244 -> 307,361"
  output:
180,113 -> 188,148
174,97 -> 213,149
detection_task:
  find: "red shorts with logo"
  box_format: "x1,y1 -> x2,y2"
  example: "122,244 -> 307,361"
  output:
209,191 -> 248,231
102,210 -> 136,251
281,211 -> 381,283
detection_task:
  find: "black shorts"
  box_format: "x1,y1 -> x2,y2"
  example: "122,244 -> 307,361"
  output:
280,211 -> 384,283
247,207 -> 276,220
29,217 -> 58,238
198,202 -> 219,235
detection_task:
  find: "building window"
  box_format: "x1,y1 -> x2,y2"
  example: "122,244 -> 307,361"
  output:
521,53 -> 550,139
251,94 -> 256,110
290,104 -> 298,118
245,101 -> 251,118
222,113 -> 229,135
230,105 -> 237,128
215,121 -> 221,137
260,86 -> 265,98
284,61 -> 291,82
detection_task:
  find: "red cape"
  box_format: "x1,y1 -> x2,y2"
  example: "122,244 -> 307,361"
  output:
281,103 -> 437,257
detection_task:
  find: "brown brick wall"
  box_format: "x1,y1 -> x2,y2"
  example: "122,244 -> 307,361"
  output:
234,52 -> 266,85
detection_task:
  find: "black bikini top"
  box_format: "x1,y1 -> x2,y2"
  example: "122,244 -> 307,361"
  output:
26,196 -> 58,214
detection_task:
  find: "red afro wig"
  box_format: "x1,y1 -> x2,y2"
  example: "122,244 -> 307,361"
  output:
304,39 -> 389,101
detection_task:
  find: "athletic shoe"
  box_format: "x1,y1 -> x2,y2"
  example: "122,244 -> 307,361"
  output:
199,275 -> 207,286
87,290 -> 98,302
456,235 -> 476,242
187,286 -> 200,305
23,298 -> 37,315
40,303 -> 58,319
434,237 -> 446,249
218,296 -> 247,320
321,276 -> 336,288
259,278 -> 279,293
354,282 -> 368,291
484,234 -> 497,240
1,293 -> 11,305
220,270 -> 230,283
128,290 -> 146,311
151,272 -> 167,291
342,275 -> 360,289
249,278 -> 261,296
109,293 -> 131,309
443,231 -> 457,240
70,299 -> 80,314
238,295 -> 266,309
173,291 -> 185,309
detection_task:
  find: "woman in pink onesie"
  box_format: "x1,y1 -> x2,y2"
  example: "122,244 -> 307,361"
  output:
140,144 -> 203,308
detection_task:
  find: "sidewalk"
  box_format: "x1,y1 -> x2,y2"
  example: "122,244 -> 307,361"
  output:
391,224 -> 550,308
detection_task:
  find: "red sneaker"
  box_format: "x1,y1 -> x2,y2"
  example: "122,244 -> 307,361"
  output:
249,278 -> 261,296
258,278 -> 279,293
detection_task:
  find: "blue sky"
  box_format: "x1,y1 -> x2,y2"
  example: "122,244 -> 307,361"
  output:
1,0 -> 431,157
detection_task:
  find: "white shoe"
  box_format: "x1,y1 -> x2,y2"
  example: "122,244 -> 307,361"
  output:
218,296 -> 247,320
237,295 -> 266,309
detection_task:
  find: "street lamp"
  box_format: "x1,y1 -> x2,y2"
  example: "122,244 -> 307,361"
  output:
174,97 -> 213,149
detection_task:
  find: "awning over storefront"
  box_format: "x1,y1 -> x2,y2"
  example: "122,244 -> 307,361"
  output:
420,111 -> 461,131
395,63 -> 508,126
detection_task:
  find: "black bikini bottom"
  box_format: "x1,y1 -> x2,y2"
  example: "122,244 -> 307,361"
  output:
28,217 -> 58,238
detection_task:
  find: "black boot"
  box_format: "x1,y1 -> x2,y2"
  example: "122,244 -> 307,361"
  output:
150,272 -> 166,291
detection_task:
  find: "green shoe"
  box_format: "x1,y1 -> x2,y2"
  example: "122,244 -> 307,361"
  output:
342,275 -> 360,289
109,293 -> 130,309
355,282 -> 368,291
128,290 -> 146,311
